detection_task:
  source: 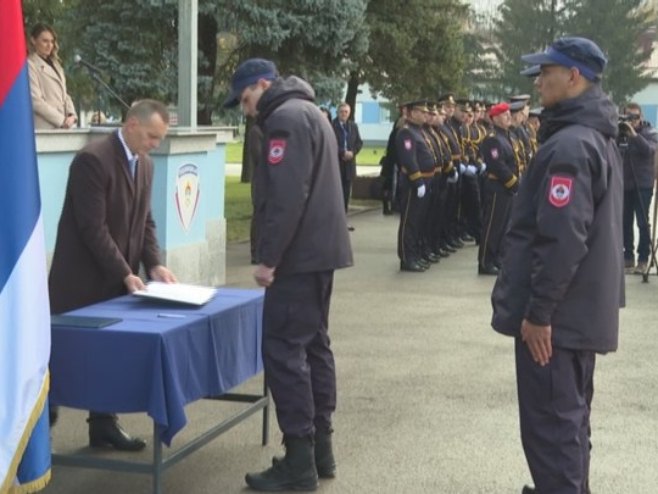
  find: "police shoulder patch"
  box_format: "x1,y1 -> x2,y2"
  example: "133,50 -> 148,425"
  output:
268,139 -> 286,165
490,148 -> 499,159
548,175 -> 573,207
404,138 -> 412,151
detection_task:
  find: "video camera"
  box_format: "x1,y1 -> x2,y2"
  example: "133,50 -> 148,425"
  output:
619,113 -> 640,124
618,114 -> 642,144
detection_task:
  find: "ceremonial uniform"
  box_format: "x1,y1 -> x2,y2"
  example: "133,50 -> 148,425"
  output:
396,116 -> 436,271
478,119 -> 518,273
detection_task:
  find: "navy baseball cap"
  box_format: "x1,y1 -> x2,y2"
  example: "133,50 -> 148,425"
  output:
520,37 -> 607,81
520,65 -> 541,78
223,58 -> 278,108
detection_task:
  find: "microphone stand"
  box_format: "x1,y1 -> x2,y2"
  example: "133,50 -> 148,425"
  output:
77,62 -> 130,123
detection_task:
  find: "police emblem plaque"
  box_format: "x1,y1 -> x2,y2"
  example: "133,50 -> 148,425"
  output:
175,163 -> 200,231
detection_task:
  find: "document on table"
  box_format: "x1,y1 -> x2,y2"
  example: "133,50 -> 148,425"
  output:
133,281 -> 217,306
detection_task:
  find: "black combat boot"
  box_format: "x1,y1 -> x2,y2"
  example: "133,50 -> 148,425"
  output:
314,429 -> 336,479
246,435 -> 318,491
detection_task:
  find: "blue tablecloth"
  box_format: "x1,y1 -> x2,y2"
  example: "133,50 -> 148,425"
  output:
50,287 -> 264,446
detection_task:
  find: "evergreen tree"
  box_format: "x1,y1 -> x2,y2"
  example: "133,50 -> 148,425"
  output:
357,0 -> 468,106
492,0 -> 655,103
492,0 -> 565,99
563,0 -> 654,102
63,0 -> 178,118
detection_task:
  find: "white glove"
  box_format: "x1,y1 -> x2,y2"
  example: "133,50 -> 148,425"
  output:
480,162 -> 487,174
417,183 -> 426,198
465,164 -> 478,176
447,170 -> 459,184
459,162 -> 466,174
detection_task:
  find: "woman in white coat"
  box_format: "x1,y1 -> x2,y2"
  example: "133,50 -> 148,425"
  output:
27,23 -> 77,130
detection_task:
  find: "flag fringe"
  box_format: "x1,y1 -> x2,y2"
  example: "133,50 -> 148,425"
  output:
1,372 -> 50,494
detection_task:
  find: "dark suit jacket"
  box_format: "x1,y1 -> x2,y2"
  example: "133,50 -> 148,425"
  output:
332,118 -> 363,181
49,131 -> 161,314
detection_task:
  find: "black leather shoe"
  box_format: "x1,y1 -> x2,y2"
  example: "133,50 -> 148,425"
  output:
400,261 -> 426,272
461,233 -> 475,242
478,264 -> 499,276
441,243 -> 457,253
437,248 -> 451,258
423,252 -> 440,263
522,486 -> 536,494
417,258 -> 431,269
88,417 -> 146,451
448,238 -> 464,249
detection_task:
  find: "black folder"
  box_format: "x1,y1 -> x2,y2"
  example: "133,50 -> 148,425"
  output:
51,315 -> 122,329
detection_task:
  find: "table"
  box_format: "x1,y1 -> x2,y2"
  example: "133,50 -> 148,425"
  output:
49,287 -> 269,493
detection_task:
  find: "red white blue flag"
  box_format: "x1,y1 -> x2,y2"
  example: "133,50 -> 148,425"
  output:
0,1 -> 52,492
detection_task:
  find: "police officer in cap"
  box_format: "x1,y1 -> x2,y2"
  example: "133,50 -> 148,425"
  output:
224,58 -> 353,491
492,37 -> 623,494
396,100 -> 436,272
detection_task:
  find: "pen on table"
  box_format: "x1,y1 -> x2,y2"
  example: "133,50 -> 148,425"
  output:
157,313 -> 187,319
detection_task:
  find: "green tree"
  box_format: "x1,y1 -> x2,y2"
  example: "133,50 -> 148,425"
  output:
355,0 -> 468,108
62,0 -> 178,118
492,0 -> 655,103
210,0 -> 369,180
492,0 -> 565,99
563,0 -> 654,102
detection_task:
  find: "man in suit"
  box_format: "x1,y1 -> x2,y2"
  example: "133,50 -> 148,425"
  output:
332,102 -> 363,228
48,99 -> 177,451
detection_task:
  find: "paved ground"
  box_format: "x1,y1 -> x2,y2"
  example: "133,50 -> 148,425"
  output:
44,208 -> 658,494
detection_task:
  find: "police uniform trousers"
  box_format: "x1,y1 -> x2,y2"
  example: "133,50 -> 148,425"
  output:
515,339 -> 595,494
340,162 -> 355,213
263,270 -> 336,437
478,180 -> 513,268
397,176 -> 429,263
425,173 -> 447,253
460,173 -> 482,241
445,175 -> 461,241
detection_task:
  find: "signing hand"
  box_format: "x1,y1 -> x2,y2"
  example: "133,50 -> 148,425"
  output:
149,265 -> 178,283
124,273 -> 146,293
254,264 -> 276,287
521,319 -> 552,366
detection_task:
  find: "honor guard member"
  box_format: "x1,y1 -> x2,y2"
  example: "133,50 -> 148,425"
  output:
493,37 -> 623,494
441,94 -> 466,250
463,101 -> 486,242
527,107 -> 541,156
509,100 -> 530,177
223,58 -> 353,491
431,105 -> 458,258
422,102 -> 450,263
478,102 -> 519,275
381,105 -> 406,215
396,100 -> 436,272
510,95 -> 534,170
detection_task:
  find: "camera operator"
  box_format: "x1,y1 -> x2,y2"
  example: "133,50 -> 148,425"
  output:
619,102 -> 658,274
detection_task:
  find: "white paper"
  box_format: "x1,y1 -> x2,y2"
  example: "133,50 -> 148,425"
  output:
133,281 -> 217,306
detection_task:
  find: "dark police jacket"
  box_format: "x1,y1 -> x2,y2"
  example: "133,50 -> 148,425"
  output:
480,125 -> 518,192
491,86 -> 624,353
255,76 -> 353,276
622,122 -> 657,190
